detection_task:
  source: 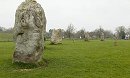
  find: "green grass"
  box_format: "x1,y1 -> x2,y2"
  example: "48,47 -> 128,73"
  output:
0,40 -> 130,78
0,33 -> 13,41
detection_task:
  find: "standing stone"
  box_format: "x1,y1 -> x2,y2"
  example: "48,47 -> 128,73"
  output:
80,36 -> 82,39
114,33 -> 119,40
13,0 -> 46,63
125,34 -> 130,40
84,32 -> 90,41
50,29 -> 62,44
113,33 -> 119,46
100,32 -> 105,41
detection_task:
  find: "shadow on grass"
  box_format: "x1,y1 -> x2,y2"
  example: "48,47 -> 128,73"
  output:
44,46 -> 56,51
45,45 -> 63,51
12,58 -> 48,69
49,43 -> 62,45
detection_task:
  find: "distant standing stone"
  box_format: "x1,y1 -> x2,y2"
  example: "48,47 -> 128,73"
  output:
113,33 -> 118,46
13,0 -> 46,63
84,32 -> 90,41
113,33 -> 119,40
100,32 -> 105,41
51,29 -> 62,44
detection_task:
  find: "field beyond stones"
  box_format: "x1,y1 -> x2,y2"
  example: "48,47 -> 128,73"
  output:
0,40 -> 130,78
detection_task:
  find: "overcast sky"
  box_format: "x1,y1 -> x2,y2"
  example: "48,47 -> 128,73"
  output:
0,0 -> 130,32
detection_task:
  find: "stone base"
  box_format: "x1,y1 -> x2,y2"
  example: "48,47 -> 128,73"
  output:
13,51 -> 42,64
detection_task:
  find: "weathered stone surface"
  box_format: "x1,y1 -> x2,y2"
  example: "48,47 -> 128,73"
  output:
84,32 -> 90,41
50,29 -> 62,44
100,32 -> 105,41
13,0 -> 46,63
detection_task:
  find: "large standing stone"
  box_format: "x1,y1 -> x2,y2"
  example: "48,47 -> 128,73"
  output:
50,29 -> 62,44
13,0 -> 46,63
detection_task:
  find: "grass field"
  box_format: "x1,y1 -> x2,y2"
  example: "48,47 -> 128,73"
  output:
0,33 -> 13,42
0,40 -> 130,78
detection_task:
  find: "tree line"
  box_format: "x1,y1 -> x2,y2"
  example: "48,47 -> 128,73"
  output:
46,24 -> 130,40
0,27 -> 13,33
0,24 -> 130,40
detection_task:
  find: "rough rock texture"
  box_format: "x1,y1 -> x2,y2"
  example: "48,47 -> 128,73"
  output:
84,32 -> 90,41
50,29 -> 62,44
13,0 -> 46,63
100,32 -> 105,41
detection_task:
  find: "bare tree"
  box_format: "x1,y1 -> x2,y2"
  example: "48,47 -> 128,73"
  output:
0,27 -> 2,31
115,26 -> 126,39
79,28 -> 85,39
92,27 -> 104,39
4,27 -> 13,33
126,27 -> 130,35
89,27 -> 113,39
104,30 -> 113,38
0,26 -> 6,32
65,24 -> 75,39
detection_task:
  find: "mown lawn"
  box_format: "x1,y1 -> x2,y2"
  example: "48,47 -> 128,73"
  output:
0,40 -> 130,78
0,33 -> 13,41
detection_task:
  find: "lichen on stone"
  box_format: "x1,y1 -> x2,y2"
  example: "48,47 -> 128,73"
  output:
13,0 -> 46,64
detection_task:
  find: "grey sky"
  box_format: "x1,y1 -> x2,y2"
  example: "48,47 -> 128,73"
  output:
0,0 -> 130,32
